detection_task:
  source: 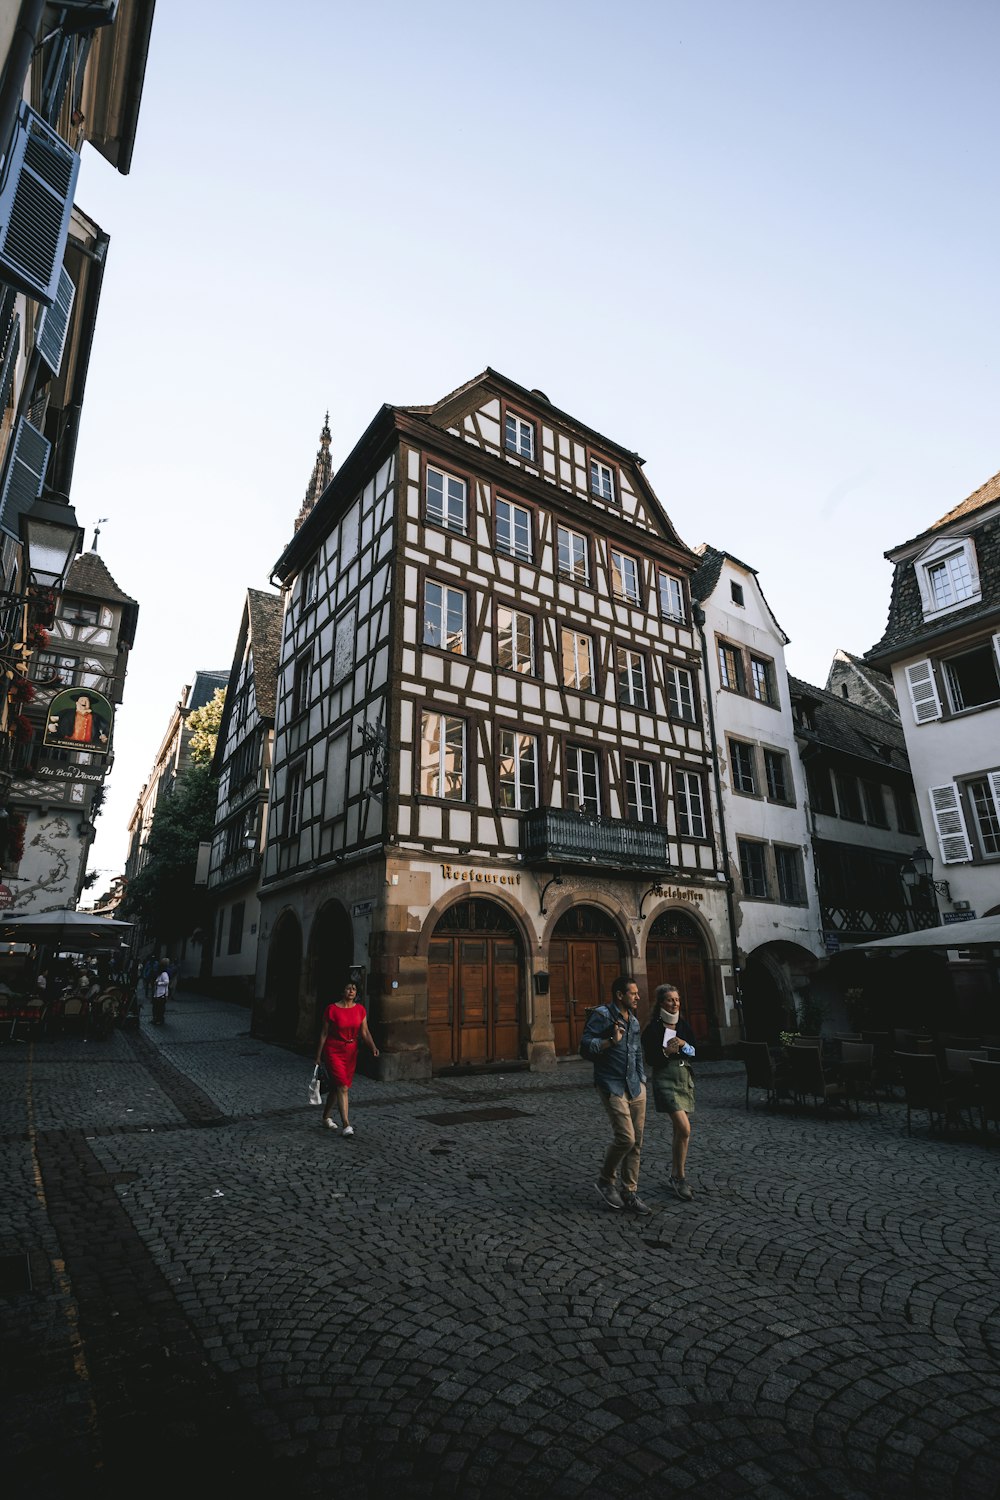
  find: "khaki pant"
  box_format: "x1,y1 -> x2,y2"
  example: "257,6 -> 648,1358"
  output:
598,1085 -> 646,1194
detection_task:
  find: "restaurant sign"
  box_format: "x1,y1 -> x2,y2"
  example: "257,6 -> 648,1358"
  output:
440,865 -> 522,888
37,763 -> 105,784
44,687 -> 114,756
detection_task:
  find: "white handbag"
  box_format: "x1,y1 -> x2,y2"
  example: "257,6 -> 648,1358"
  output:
308,1065 -> 323,1106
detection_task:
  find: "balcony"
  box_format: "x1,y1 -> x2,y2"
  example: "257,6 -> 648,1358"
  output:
521,808 -> 671,874
822,906 -> 939,939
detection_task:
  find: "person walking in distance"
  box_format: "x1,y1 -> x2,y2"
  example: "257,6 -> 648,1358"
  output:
580,975 -> 650,1215
314,980 -> 379,1137
151,962 -> 170,1026
642,983 -> 697,1201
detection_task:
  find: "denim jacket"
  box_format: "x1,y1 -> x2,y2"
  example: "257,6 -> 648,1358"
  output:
581,1003 -> 646,1100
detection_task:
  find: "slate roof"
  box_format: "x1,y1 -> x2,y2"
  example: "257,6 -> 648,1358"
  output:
64,549 -> 136,604
788,675 -> 910,772
188,670 -> 228,713
867,511 -> 1000,662
690,543 -> 790,641
247,589 -> 283,719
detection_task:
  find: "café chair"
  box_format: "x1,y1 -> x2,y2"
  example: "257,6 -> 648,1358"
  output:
970,1058 -> 1000,1138
740,1041 -> 785,1110
838,1041 -> 880,1114
786,1045 -> 851,1116
895,1052 -> 963,1136
938,1034 -> 982,1052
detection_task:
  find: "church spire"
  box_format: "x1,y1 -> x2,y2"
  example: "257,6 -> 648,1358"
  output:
294,411 -> 333,532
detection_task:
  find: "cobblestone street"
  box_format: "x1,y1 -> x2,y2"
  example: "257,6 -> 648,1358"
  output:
2,993 -> 999,1499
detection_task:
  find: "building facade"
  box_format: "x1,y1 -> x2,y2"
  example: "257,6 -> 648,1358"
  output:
866,472 -> 1000,923
6,546 -> 136,910
255,370 -> 738,1075
691,545 -> 824,1037
205,588 -> 282,1004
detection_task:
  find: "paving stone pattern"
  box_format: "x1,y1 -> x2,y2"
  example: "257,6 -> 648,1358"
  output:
2,992 -> 999,1498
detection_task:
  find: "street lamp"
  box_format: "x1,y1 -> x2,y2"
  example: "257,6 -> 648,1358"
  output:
900,845 -> 951,903
19,490 -> 83,590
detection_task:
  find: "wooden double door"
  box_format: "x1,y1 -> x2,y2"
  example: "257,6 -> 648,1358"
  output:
645,910 -> 712,1043
427,900 -> 523,1068
548,905 -> 626,1056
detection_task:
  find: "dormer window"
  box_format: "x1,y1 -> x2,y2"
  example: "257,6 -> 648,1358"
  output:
915,536 -> 981,619
590,459 -> 615,503
504,413 -> 535,460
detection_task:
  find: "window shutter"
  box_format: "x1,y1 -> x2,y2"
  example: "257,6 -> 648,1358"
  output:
904,659 -> 941,723
988,771 -> 1000,827
0,309 -> 20,414
928,784 -> 972,864
35,267 -> 75,375
992,633 -> 1000,678
0,418 -> 50,537
0,103 -> 80,306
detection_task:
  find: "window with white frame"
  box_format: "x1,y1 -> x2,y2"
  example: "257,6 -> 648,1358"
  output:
616,646 -> 648,709
658,570 -> 685,622
590,459 -> 615,503
420,712 -> 465,800
729,738 -> 758,795
497,728 -> 538,810
423,580 -> 467,653
609,548 -> 641,605
566,745 -> 601,815
561,628 -> 595,692
557,525 -> 589,583
505,413 -> 535,460
966,776 -> 1000,857
674,769 -> 706,839
284,764 -> 304,837
666,663 -> 695,722
300,561 -> 318,610
624,758 -> 656,823
497,606 -> 535,674
916,541 -> 980,617
496,498 -> 532,560
941,640 -> 1000,713
425,466 -> 467,533
291,653 -> 311,718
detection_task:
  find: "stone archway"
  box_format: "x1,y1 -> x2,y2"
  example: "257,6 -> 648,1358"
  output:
645,909 -> 712,1043
548,904 -> 628,1056
308,900 -> 354,1028
265,910 -> 302,1044
426,897 -> 526,1069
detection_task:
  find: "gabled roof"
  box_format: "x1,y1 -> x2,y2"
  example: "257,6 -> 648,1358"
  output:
690,543 -> 790,643
789,674 -> 910,771
65,549 -> 136,605
825,649 -> 899,720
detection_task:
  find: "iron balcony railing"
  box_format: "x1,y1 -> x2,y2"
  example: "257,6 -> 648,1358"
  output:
821,906 -> 939,937
521,808 -> 672,873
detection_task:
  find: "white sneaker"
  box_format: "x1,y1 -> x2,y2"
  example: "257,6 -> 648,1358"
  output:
322,1117 -> 338,1130
342,1125 -> 355,1137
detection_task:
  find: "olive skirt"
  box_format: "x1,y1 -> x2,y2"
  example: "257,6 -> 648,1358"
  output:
652,1059 -> 695,1116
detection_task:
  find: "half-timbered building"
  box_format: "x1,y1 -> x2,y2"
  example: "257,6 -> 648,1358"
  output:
256,371 -> 736,1075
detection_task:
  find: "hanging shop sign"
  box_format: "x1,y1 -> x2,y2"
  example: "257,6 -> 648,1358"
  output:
43,687 -> 114,755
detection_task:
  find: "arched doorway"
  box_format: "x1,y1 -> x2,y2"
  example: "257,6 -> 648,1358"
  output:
427,898 -> 525,1069
646,910 -> 712,1043
548,905 -> 627,1056
309,900 -> 354,1027
265,910 -> 302,1043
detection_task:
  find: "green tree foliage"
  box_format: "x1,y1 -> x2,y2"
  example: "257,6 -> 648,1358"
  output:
187,686 -> 226,766
122,761 -> 218,942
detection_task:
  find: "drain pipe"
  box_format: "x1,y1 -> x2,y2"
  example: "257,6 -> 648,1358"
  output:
692,602 -> 744,1041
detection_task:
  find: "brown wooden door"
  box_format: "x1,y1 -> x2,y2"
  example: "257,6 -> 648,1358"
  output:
646,911 -> 711,1042
549,907 -> 626,1055
426,902 -> 525,1067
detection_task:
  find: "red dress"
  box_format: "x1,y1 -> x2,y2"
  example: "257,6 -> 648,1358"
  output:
322,1003 -> 366,1086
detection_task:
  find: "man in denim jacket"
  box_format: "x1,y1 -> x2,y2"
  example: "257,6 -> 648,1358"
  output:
580,975 -> 650,1214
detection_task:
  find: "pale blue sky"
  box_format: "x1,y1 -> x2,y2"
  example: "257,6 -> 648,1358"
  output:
71,0 -> 1000,880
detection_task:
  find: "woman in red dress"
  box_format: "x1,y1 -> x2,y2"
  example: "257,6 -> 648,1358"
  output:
314,981 -> 379,1136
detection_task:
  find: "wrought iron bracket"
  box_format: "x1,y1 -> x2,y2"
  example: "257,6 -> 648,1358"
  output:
637,881 -> 665,921
538,871 -> 563,916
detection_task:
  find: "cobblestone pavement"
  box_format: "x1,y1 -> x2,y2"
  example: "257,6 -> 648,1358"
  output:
2,993 -> 999,1499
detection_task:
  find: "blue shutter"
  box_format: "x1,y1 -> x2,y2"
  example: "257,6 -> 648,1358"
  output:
0,418 -> 51,538
0,310 -> 20,414
43,36 -> 74,126
36,267 -> 75,375
0,103 -> 80,306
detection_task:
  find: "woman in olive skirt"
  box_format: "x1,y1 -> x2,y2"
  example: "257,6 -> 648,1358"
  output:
642,983 -> 697,1201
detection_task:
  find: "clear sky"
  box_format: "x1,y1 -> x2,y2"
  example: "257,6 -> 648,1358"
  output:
70,0 -> 1000,884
